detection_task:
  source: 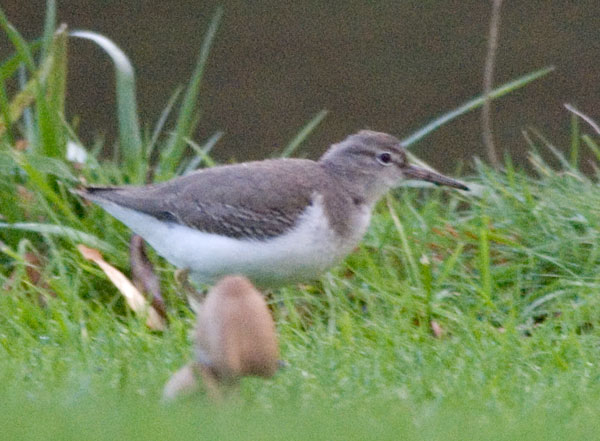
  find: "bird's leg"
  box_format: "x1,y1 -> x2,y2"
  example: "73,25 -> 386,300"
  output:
174,268 -> 207,312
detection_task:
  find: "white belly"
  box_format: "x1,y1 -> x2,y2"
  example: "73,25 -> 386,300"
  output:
96,196 -> 371,287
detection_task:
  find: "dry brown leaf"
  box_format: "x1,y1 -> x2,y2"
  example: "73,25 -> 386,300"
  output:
24,252 -> 57,306
3,251 -> 56,306
431,320 -> 444,338
129,235 -> 167,320
77,244 -> 166,331
24,252 -> 44,286
14,139 -> 28,151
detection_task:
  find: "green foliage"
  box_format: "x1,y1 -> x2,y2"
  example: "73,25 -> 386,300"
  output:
70,30 -> 143,181
401,66 -> 555,148
157,7 -> 223,180
280,110 -> 329,158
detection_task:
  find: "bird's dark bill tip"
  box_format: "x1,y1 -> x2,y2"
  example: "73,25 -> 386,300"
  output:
439,181 -> 470,191
404,165 -> 469,191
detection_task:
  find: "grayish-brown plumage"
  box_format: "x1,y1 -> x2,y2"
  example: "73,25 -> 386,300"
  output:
75,131 -> 468,286
82,159 -> 340,239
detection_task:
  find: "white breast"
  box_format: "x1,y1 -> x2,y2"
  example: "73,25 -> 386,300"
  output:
96,194 -> 372,287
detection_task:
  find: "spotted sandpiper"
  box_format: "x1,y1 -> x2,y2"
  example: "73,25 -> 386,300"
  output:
75,130 -> 468,287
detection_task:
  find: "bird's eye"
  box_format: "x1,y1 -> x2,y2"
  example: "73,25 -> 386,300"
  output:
376,152 -> 392,166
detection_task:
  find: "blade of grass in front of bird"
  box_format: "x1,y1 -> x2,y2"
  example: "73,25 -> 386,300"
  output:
280,109 -> 328,158
402,66 -> 555,148
158,7 -> 223,179
70,30 -> 142,180
386,195 -> 421,288
0,7 -> 36,72
478,217 -> 495,310
0,222 -> 115,254
435,242 -> 465,288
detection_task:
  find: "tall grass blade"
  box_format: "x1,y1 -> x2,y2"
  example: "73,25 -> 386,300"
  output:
0,222 -> 115,253
0,79 -> 13,145
158,7 -> 223,179
436,243 -> 465,288
36,25 -> 68,158
25,153 -> 78,181
70,30 -> 142,178
0,48 -> 55,140
280,110 -> 328,158
10,151 -> 79,224
45,25 -> 67,121
478,217 -> 494,309
182,131 -> 222,174
402,66 -> 555,148
0,8 -> 35,72
0,41 -> 41,80
0,53 -> 22,81
582,135 -> 600,163
386,195 -> 421,288
18,65 -> 36,146
564,103 -> 600,136
569,112 -> 580,168
521,290 -> 568,319
40,0 -> 56,62
528,127 -> 572,170
146,87 -> 182,161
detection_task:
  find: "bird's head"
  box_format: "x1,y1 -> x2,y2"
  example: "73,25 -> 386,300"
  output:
320,130 -> 468,202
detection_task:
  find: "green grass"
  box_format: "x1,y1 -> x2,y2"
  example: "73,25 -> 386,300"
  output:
1,2 -> 600,440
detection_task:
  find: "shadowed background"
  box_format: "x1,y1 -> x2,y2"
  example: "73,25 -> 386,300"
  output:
1,0 -> 598,171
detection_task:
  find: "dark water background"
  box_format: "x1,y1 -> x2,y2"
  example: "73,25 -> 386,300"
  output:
1,1 -> 599,172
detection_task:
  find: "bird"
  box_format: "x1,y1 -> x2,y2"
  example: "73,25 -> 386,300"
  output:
74,130 -> 468,287
163,275 -> 279,401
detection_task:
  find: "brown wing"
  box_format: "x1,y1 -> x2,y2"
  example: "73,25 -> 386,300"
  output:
79,159 -> 325,240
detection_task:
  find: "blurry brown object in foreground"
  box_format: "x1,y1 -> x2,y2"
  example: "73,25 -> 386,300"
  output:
163,276 -> 279,401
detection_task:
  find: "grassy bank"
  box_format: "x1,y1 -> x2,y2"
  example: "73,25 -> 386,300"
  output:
2,2 -> 600,440
2,155 -> 600,439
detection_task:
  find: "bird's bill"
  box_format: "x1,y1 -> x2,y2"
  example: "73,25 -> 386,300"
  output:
402,165 -> 469,191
